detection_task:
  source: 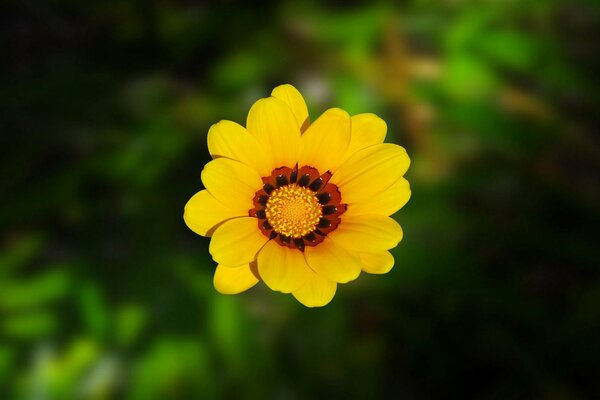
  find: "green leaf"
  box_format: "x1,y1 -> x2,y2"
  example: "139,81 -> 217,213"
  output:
2,310 -> 57,338
0,234 -> 44,277
478,31 -> 538,71
115,303 -> 147,347
78,282 -> 109,340
0,345 -> 16,384
0,268 -> 71,311
128,338 -> 213,400
442,55 -> 498,100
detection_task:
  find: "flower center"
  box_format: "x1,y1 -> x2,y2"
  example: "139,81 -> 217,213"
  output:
265,184 -> 322,238
250,165 -> 347,251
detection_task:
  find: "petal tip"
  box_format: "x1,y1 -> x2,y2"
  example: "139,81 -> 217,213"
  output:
271,83 -> 301,95
292,285 -> 337,308
213,264 -> 260,295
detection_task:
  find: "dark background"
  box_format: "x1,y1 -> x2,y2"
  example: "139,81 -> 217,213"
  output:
1,0 -> 598,398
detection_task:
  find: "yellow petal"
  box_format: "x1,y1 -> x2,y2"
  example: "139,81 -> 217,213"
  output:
201,158 -> 262,211
213,263 -> 259,294
292,269 -> 337,307
346,113 -> 387,156
209,217 -> 268,266
246,97 -> 301,171
297,108 -> 351,173
257,240 -> 312,293
183,190 -> 246,237
304,237 -> 361,283
271,84 -> 310,132
344,178 -> 411,217
329,214 -> 403,253
360,251 -> 395,274
207,120 -> 271,177
331,143 -> 410,205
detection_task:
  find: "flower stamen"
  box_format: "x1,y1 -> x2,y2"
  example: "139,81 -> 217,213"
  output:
250,166 -> 347,251
265,184 -> 322,238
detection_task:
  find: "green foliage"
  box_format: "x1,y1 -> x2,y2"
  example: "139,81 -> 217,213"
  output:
129,338 -> 213,400
0,268 -> 70,311
78,282 -> 110,341
114,303 -> 147,347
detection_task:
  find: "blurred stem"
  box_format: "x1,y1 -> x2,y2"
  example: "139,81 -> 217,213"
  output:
378,17 -> 450,178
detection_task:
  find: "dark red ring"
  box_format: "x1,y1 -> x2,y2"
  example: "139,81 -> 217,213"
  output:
249,165 -> 346,251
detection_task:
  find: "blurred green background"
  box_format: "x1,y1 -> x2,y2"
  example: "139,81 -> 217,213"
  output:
1,0 -> 599,398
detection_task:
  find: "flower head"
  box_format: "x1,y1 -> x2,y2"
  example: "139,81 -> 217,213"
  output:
184,84 -> 411,307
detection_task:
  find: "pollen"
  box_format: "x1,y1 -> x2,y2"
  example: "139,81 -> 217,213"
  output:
265,183 -> 322,238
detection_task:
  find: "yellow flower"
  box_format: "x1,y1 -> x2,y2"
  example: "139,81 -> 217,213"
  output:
184,84 -> 411,307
